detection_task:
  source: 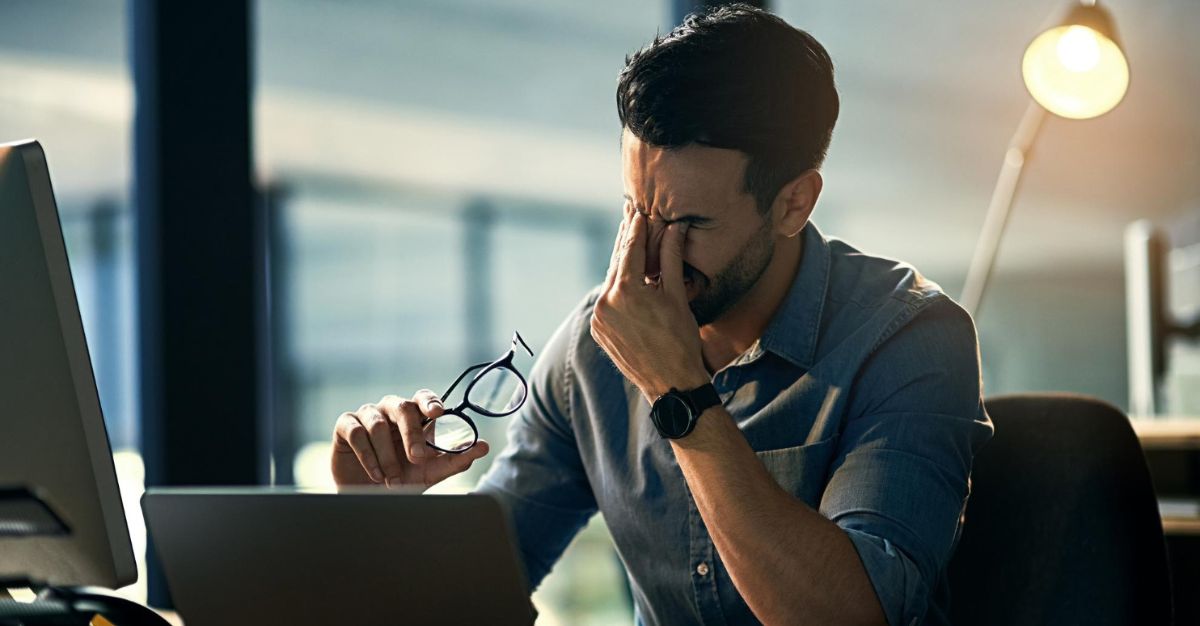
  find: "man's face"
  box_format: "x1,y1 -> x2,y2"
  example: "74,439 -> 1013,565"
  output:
620,128 -> 775,326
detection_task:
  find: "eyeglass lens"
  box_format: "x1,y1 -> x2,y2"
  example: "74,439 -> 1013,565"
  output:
422,332 -> 533,454
466,366 -> 527,415
424,412 -> 478,453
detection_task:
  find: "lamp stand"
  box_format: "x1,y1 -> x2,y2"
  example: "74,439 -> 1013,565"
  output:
960,101 -> 1048,316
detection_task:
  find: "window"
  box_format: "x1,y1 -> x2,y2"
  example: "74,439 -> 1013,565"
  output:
256,2 -> 667,622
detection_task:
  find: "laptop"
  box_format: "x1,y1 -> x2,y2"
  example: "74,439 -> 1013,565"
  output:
142,488 -> 535,626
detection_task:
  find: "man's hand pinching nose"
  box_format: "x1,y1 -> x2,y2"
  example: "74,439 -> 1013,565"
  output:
590,211 -> 710,405
643,216 -> 670,285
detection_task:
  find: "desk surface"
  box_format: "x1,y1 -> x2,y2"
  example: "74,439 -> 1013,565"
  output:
1163,517 -> 1200,536
1130,416 -> 1200,449
1133,418 -> 1200,536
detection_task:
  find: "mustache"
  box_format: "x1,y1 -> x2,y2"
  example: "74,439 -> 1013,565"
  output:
682,263 -> 708,285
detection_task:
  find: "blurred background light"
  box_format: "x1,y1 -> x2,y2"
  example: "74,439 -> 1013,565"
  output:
1022,4 -> 1130,119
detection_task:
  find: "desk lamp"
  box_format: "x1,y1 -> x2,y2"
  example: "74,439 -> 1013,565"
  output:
960,0 -> 1130,315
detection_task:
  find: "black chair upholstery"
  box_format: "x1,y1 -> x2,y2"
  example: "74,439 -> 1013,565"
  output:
946,393 -> 1174,626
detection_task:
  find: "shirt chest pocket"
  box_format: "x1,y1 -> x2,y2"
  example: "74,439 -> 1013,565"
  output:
754,437 -> 838,509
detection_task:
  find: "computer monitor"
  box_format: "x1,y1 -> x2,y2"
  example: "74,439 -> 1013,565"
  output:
0,139 -> 136,588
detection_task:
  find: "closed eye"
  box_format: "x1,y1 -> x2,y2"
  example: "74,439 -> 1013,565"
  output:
621,196 -> 713,228
669,216 -> 714,228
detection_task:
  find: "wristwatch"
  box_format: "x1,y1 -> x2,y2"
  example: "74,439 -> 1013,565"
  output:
650,383 -> 722,439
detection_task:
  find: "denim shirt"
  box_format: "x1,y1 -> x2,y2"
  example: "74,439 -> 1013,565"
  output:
476,222 -> 994,626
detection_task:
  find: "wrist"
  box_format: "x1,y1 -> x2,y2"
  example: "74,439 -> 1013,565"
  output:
647,378 -> 722,440
644,370 -> 711,403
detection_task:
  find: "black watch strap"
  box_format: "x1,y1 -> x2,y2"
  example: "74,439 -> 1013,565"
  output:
682,383 -> 721,415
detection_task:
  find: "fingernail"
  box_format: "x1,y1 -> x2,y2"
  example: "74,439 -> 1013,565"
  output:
411,445 -> 427,459
370,467 -> 383,482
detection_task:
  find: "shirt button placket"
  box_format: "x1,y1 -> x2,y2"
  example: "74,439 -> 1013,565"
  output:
695,562 -> 710,577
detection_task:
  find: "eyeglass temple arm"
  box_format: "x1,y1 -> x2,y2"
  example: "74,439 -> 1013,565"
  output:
442,362 -> 491,400
441,332 -> 533,399
512,331 -> 534,357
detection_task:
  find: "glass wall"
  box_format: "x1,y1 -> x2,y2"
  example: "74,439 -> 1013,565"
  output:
256,1 -> 668,623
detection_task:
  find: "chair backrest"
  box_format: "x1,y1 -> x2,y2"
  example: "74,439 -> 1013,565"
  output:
946,393 -> 1173,626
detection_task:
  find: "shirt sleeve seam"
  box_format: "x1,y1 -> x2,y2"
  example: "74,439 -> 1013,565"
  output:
838,443 -> 974,488
564,298 -> 583,426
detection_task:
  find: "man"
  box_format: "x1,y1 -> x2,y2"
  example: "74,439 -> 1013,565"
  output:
331,5 -> 993,625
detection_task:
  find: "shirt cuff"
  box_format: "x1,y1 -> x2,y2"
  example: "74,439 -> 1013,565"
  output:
843,527 -> 930,626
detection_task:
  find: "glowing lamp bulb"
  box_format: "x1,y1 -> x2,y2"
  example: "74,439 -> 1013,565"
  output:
1056,25 -> 1101,72
1022,6 -> 1130,120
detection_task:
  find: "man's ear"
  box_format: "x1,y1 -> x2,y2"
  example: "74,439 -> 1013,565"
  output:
770,170 -> 823,238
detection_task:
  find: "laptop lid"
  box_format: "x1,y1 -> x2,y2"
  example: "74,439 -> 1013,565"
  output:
142,487 -> 534,626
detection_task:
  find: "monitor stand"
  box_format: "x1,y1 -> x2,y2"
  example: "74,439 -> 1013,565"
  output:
0,580 -> 170,625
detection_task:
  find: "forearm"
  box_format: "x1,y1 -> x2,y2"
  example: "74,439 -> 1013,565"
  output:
671,406 -> 886,626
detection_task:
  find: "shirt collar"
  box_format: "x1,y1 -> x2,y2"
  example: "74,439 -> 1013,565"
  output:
758,221 -> 831,369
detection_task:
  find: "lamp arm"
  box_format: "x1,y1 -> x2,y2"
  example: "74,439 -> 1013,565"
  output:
1172,314 -> 1200,340
960,100 -> 1048,316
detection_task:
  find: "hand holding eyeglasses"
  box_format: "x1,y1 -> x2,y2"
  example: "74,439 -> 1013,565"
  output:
331,332 -> 534,489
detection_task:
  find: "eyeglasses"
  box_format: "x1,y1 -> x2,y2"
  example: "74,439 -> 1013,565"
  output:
422,331 -> 535,454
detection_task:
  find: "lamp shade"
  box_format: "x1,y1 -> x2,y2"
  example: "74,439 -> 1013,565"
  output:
1022,3 -> 1129,119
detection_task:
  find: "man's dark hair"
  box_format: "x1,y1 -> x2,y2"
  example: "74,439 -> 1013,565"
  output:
617,4 -> 839,214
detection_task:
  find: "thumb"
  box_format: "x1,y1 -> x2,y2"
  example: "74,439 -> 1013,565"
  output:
660,223 -> 688,300
428,439 -> 491,484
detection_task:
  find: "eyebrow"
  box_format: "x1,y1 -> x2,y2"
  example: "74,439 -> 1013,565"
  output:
622,194 -> 713,225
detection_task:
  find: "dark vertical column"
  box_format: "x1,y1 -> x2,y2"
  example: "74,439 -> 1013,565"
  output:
264,184 -> 295,485
672,0 -> 767,23
132,0 -> 260,607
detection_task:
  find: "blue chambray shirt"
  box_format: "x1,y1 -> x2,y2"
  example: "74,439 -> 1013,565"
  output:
476,222 -> 994,626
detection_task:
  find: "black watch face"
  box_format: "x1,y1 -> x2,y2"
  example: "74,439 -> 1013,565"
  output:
652,394 -> 694,438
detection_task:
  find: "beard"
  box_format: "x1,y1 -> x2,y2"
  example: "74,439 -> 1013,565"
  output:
684,219 -> 775,326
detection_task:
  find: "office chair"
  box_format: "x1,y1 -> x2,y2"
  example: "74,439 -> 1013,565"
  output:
946,393 -> 1173,626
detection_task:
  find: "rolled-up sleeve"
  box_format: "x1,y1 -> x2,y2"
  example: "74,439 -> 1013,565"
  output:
474,297 -> 597,592
820,298 -> 994,626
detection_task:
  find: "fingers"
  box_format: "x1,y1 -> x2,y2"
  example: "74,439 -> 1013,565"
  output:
334,412 -> 383,483
616,211 -> 647,284
660,222 -> 689,299
602,210 -> 631,293
355,402 -> 405,483
423,439 -> 492,486
412,389 -> 445,419
334,391 -> 488,489
644,218 -> 666,281
381,394 -> 432,465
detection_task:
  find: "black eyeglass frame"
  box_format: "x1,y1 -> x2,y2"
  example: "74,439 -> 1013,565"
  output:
421,331 -> 534,454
